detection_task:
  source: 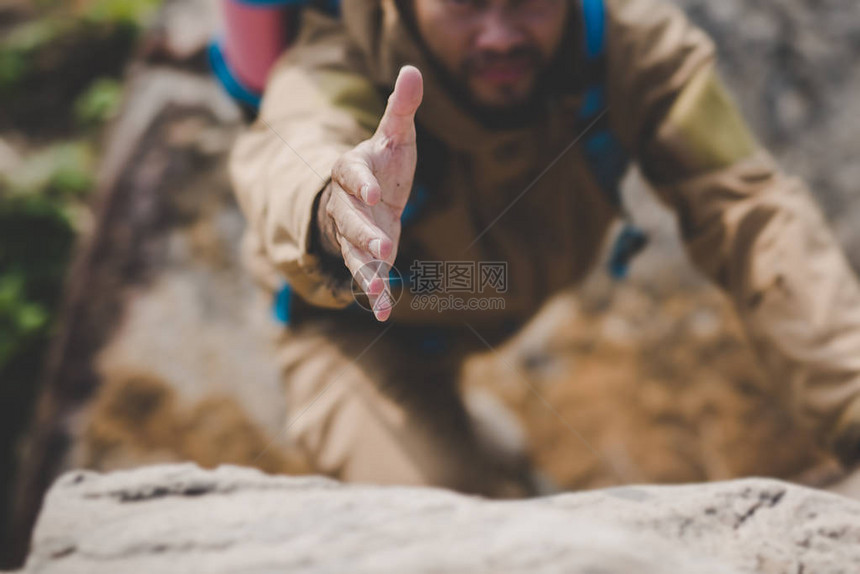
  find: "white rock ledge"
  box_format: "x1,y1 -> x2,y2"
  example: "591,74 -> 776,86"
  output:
22,464 -> 860,573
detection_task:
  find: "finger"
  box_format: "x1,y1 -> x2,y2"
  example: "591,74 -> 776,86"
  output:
338,234 -> 385,297
329,189 -> 393,259
331,155 -> 382,205
372,289 -> 395,322
338,238 -> 393,321
375,65 -> 423,145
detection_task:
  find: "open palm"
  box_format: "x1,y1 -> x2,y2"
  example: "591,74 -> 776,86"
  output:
325,66 -> 424,321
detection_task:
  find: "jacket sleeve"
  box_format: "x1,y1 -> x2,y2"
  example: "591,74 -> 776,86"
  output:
229,9 -> 384,308
605,0 -> 860,468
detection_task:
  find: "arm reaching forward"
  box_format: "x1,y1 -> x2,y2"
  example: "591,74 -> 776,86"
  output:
315,66 -> 423,321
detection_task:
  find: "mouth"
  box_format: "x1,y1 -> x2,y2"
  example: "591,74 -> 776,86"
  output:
471,55 -> 537,87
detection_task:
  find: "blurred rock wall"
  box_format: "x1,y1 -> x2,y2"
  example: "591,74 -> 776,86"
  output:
673,0 -> 860,264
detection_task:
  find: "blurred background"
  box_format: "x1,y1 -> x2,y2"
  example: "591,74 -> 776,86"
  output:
1,0 -> 859,567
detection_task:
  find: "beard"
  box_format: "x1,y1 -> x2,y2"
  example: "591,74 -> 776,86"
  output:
432,46 -> 560,130
394,0 -> 576,131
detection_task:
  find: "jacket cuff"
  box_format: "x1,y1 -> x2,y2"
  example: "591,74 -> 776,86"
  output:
831,396 -> 860,470
278,176 -> 355,309
307,183 -> 354,289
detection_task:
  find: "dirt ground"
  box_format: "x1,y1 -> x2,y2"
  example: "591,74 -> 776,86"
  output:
467,283 -> 834,491
78,277 -> 835,492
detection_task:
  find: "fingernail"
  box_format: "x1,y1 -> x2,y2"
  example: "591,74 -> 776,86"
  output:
368,238 -> 382,258
374,292 -> 393,314
360,184 -> 370,203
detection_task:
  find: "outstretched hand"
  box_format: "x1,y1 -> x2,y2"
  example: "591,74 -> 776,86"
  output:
317,66 -> 424,321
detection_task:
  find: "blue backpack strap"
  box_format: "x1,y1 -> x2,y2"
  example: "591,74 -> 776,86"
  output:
582,0 -> 606,60
273,281 -> 293,325
400,184 -> 430,226
323,0 -> 340,16
579,0 -> 648,280
208,42 -> 263,110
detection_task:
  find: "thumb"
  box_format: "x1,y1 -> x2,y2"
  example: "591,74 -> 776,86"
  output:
375,65 -> 423,144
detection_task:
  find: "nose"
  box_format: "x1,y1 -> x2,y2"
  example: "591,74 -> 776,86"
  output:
474,8 -> 526,53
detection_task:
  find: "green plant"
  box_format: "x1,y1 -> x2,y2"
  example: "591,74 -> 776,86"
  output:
75,77 -> 122,127
0,274 -> 49,369
82,0 -> 162,25
2,141 -> 95,199
0,19 -> 67,91
0,195 -> 74,372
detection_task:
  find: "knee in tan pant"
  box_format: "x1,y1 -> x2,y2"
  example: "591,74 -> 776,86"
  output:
276,320 -> 539,498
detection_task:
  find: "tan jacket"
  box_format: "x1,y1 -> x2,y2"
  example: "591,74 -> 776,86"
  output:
230,0 -> 860,467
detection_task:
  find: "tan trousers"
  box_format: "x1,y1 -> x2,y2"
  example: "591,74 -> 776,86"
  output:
276,316 -> 537,497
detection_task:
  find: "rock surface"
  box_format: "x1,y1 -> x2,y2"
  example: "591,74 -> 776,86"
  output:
22,464 -> 860,574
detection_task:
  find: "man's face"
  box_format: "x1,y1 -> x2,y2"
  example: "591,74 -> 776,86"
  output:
412,0 -> 569,110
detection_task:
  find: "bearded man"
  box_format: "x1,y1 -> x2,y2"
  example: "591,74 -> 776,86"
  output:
230,0 -> 860,496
